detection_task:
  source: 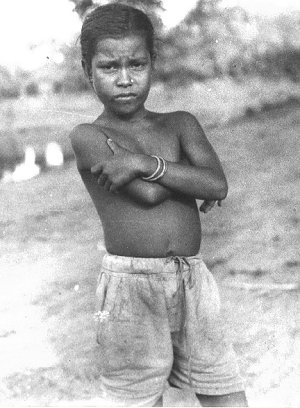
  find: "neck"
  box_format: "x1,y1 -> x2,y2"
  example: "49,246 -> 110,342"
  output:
102,106 -> 149,124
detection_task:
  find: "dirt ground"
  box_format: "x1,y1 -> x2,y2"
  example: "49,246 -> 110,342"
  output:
0,103 -> 299,407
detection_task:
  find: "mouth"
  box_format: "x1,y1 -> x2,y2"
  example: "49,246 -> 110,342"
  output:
114,93 -> 137,101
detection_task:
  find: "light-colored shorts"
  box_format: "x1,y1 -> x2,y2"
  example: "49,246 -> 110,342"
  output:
94,252 -> 244,406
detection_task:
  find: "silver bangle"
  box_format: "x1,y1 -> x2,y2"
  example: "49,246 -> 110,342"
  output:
142,155 -> 162,181
151,157 -> 167,181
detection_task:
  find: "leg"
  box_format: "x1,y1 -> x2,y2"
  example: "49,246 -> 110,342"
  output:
196,391 -> 248,407
168,258 -> 247,407
95,255 -> 173,406
153,396 -> 163,407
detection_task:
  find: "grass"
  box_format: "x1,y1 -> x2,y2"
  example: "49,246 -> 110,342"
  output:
0,75 -> 299,162
0,84 -> 300,406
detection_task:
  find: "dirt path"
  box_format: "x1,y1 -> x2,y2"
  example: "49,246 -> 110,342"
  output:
0,106 -> 299,406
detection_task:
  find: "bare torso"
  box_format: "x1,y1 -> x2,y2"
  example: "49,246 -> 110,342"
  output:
78,111 -> 201,257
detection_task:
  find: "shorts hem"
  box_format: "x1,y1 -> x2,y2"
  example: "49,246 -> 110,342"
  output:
168,379 -> 245,396
100,390 -> 164,407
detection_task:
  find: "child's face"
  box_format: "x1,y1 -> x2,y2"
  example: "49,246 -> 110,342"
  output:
88,34 -> 152,118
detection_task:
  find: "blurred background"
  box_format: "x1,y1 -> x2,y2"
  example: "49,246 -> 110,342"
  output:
1,0 -> 300,172
0,1 -> 299,407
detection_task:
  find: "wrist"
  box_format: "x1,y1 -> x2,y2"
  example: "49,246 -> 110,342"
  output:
141,155 -> 167,182
138,154 -> 157,177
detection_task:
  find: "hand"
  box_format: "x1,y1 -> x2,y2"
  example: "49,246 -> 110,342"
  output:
91,139 -> 142,193
199,199 -> 222,213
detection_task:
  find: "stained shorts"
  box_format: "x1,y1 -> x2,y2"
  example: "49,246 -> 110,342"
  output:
94,252 -> 244,406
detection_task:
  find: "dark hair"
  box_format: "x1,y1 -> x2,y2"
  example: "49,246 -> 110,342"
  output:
80,3 -> 156,72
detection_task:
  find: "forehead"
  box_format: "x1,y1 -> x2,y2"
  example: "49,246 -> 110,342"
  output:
94,35 -> 149,60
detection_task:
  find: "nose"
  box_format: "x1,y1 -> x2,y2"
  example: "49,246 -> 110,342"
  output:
117,68 -> 133,87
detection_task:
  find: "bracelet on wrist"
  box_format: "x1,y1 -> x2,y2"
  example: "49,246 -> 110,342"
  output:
141,155 -> 161,181
151,157 -> 167,181
142,155 -> 167,182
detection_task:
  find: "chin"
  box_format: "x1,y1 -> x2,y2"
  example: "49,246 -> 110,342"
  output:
114,105 -> 141,117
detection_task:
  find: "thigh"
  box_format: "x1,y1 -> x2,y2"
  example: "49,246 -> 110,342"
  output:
196,391 -> 248,407
95,271 -> 173,403
169,259 -> 244,396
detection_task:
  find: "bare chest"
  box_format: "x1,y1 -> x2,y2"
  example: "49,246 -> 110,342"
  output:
100,124 -> 181,162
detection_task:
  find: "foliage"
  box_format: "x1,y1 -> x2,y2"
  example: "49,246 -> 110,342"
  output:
55,43 -> 89,93
2,0 -> 300,99
0,66 -> 20,99
25,81 -> 40,96
184,0 -> 222,24
69,0 -> 93,18
156,1 -> 300,84
69,0 -> 164,35
69,0 -> 163,20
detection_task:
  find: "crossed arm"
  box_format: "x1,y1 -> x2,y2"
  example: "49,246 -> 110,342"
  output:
70,112 -> 228,211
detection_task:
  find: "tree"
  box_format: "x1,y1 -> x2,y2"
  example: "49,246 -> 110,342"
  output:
69,0 -> 163,20
184,0 -> 222,25
69,0 -> 93,18
0,66 -> 20,99
157,0 -> 226,80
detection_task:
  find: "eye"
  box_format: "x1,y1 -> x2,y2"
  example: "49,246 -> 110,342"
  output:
99,64 -> 118,72
130,61 -> 146,70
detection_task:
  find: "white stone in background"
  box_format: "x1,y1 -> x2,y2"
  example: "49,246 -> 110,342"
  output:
97,241 -> 106,251
45,142 -> 64,167
2,146 -> 40,183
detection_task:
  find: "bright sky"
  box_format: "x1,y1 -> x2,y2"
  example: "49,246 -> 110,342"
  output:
0,0 -> 299,70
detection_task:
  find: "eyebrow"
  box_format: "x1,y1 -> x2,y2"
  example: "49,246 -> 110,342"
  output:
96,58 -> 118,64
96,56 -> 148,64
129,57 -> 148,61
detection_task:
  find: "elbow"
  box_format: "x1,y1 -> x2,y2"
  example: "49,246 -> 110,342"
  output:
216,179 -> 228,200
217,188 -> 228,201
142,186 -> 166,206
144,191 -> 163,206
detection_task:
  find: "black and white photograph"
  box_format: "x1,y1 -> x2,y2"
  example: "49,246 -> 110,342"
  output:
0,0 -> 299,406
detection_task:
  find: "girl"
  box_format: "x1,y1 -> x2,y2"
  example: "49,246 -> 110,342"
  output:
70,3 -> 247,407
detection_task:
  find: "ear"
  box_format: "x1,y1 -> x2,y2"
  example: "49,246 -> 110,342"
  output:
150,59 -> 156,82
82,59 -> 94,90
81,59 -> 92,81
151,52 -> 157,67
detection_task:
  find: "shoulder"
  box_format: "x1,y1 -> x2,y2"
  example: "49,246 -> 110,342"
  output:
69,123 -> 101,145
163,111 -> 206,141
69,123 -> 110,170
69,123 -> 109,151
160,110 -> 202,129
174,111 -> 201,126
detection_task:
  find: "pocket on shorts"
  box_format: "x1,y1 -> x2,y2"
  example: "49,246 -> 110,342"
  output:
94,271 -> 119,344
94,275 -> 171,376
197,260 -> 221,317
95,271 -> 111,313
95,273 -> 147,348
183,260 -> 229,364
96,319 -> 145,372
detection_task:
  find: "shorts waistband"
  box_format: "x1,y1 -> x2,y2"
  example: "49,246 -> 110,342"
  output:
101,251 -> 202,275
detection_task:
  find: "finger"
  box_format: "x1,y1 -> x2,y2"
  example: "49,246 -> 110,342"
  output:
97,174 -> 107,186
104,179 -> 112,191
203,204 -> 214,213
106,138 -> 121,154
106,138 -> 114,153
199,203 -> 206,213
199,202 -> 207,213
109,184 -> 119,194
200,203 -> 212,213
91,163 -> 102,175
217,200 -> 222,207
200,204 -> 214,213
200,200 -> 216,213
